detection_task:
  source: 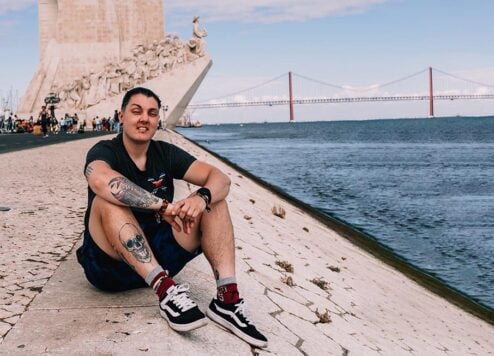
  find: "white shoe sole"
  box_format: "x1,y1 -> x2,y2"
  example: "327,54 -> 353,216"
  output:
206,308 -> 268,348
160,309 -> 208,332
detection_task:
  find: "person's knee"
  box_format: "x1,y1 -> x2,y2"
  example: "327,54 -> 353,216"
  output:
91,196 -> 131,220
211,199 -> 228,211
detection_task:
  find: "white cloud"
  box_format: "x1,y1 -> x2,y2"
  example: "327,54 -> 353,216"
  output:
0,0 -> 36,15
0,0 -> 390,24
166,0 -> 391,24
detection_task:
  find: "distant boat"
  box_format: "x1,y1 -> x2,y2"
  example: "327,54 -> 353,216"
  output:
193,120 -> 202,128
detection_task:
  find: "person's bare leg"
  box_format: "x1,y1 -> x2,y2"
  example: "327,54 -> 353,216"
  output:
173,199 -> 235,280
176,199 -> 268,347
89,196 -> 208,331
88,196 -> 160,278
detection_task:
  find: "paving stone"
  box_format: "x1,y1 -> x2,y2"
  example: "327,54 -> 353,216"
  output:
266,290 -> 318,323
0,322 -> 11,338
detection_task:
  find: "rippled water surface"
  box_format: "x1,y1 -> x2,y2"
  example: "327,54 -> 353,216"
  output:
178,117 -> 494,308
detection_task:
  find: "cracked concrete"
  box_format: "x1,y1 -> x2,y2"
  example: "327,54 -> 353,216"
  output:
0,131 -> 493,355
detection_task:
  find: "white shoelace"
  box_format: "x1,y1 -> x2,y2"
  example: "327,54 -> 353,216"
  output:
234,300 -> 253,325
166,284 -> 196,312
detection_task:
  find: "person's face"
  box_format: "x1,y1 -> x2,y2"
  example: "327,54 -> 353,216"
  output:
120,93 -> 160,143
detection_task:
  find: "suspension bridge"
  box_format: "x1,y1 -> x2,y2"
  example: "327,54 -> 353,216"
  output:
188,67 -> 494,121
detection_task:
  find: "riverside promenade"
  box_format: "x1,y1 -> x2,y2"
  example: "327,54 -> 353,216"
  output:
0,130 -> 493,355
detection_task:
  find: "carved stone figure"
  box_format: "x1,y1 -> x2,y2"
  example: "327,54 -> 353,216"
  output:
96,70 -> 108,104
173,36 -> 187,66
158,39 -> 174,72
135,45 -> 149,84
67,80 -> 81,109
85,71 -> 100,107
186,39 -> 200,61
57,84 -> 69,110
106,63 -> 122,95
78,74 -> 91,109
121,56 -> 137,91
146,41 -> 161,79
191,16 -> 208,57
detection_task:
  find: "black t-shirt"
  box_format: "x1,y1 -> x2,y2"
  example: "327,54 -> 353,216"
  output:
83,134 -> 196,228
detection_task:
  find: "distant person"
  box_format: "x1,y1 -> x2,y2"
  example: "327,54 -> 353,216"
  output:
61,114 -> 68,133
72,113 -> 79,132
38,106 -> 49,137
6,113 -> 13,132
77,87 -> 267,348
51,115 -> 59,134
95,116 -> 101,131
113,109 -> 120,133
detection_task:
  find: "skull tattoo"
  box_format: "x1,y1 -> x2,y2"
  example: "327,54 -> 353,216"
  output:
122,233 -> 151,263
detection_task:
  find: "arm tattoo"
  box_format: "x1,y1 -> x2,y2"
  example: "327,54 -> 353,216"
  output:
108,176 -> 160,208
119,223 -> 151,264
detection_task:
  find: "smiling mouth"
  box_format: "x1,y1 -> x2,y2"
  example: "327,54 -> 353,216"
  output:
137,127 -> 148,132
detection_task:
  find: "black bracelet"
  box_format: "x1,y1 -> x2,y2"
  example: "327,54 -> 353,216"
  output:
155,199 -> 169,223
196,187 -> 211,212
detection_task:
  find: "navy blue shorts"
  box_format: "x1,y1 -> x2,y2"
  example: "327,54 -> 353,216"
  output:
76,221 -> 201,292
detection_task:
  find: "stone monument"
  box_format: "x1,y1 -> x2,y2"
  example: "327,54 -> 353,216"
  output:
18,1 -> 212,128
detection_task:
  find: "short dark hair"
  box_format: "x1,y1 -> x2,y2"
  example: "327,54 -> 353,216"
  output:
121,87 -> 161,111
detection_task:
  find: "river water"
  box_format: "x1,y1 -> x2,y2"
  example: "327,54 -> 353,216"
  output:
177,116 -> 494,309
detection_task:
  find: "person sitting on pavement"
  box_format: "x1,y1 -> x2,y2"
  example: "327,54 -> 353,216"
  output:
76,87 -> 268,348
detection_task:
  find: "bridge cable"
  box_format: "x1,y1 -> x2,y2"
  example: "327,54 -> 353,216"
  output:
375,68 -> 428,89
293,68 -> 428,92
433,67 -> 494,89
193,73 -> 287,104
291,73 -> 344,90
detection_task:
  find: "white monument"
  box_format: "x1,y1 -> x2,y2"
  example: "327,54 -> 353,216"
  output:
18,1 -> 212,128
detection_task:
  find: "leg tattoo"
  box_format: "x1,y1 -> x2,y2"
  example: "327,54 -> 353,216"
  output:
119,223 -> 152,263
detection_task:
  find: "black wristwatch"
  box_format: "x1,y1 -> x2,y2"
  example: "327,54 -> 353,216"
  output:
196,187 -> 211,212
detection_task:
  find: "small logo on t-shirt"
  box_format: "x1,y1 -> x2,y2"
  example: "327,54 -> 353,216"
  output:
148,173 -> 167,194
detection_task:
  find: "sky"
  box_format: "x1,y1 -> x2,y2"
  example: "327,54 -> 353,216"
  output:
1,0 -> 494,123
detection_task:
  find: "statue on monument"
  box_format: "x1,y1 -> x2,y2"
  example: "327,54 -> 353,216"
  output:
158,40 -> 174,73
121,56 -> 137,91
96,68 -> 109,104
146,41 -> 161,80
47,18 -> 212,112
135,45 -> 149,84
106,63 -> 122,96
188,16 -> 208,58
85,71 -> 100,107
67,80 -> 81,109
78,74 -> 91,110
50,28 -> 209,112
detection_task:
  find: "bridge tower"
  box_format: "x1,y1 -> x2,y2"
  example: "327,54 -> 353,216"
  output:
289,71 -> 295,122
429,67 -> 434,117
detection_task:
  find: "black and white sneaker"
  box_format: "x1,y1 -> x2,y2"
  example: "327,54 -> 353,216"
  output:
159,284 -> 207,332
207,298 -> 268,348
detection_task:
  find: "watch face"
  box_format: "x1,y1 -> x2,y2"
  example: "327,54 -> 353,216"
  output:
198,187 -> 211,200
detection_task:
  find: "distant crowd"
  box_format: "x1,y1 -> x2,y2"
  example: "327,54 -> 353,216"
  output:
0,108 -> 121,137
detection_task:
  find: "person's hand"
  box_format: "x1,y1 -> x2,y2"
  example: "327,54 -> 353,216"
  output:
171,195 -> 207,234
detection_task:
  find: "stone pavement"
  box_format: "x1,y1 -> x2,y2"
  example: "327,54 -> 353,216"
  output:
0,131 -> 493,355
